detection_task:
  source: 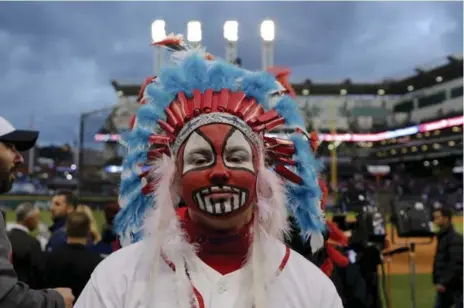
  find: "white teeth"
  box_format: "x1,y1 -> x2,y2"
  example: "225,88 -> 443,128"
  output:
224,199 -> 232,213
232,194 -> 239,210
205,197 -> 214,214
196,193 -> 205,210
195,188 -> 248,215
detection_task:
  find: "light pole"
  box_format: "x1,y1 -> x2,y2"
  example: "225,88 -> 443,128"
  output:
260,20 -> 275,70
223,21 -> 238,63
187,20 -> 202,48
151,19 -> 166,76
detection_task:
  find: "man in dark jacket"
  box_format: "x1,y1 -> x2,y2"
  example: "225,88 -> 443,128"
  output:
432,207 -> 463,308
44,211 -> 103,300
47,190 -> 77,252
7,202 -> 44,288
0,116 -> 74,307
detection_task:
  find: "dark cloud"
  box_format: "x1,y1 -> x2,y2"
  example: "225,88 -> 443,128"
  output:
0,1 -> 462,144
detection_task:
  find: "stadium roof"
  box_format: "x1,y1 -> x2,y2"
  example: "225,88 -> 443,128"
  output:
111,54 -> 463,97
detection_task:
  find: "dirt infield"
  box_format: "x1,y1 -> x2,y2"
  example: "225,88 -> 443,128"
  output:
383,217 -> 462,274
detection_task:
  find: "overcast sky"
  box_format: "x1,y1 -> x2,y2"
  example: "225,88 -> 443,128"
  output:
0,1 -> 462,145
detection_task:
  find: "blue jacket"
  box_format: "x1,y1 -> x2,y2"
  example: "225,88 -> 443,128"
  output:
46,217 -> 67,253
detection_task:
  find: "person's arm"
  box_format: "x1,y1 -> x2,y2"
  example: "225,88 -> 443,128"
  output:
0,215 -> 66,308
439,233 -> 463,286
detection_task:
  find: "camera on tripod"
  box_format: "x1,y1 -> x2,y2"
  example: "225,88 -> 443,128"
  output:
333,189 -> 387,251
390,195 -> 435,238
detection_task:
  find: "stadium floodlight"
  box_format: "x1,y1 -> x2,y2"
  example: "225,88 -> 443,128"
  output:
377,89 -> 385,96
436,76 -> 443,82
260,20 -> 275,42
187,21 -> 202,43
340,89 -> 348,96
224,21 -> 239,42
151,20 -> 166,43
407,85 -> 414,92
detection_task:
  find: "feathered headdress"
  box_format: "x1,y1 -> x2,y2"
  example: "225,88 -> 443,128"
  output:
115,34 -> 325,249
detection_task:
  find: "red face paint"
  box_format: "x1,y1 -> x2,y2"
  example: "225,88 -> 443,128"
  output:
177,124 -> 259,218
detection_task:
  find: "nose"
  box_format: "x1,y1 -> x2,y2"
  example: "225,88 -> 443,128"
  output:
14,151 -> 24,165
209,162 -> 230,185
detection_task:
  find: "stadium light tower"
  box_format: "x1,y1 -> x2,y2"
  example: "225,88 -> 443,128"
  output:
260,20 -> 275,70
224,21 -> 239,63
151,19 -> 167,76
187,21 -> 202,48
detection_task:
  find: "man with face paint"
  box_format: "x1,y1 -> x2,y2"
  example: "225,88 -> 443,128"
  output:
76,36 -> 342,308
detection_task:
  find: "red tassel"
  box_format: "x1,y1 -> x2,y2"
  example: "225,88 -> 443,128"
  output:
148,135 -> 170,146
320,258 -> 334,277
236,98 -> 255,119
202,89 -> 213,113
274,164 -> 302,184
243,104 -> 264,122
228,92 -> 247,114
157,119 -> 175,135
311,131 -> 319,152
211,93 -> 219,112
165,108 -> 180,129
264,117 -> 286,131
218,89 -> 229,111
327,221 -> 349,246
167,104 -> 184,128
193,90 -> 202,116
177,92 -> 191,120
274,157 -> 296,166
326,244 -> 349,268
250,110 -> 280,126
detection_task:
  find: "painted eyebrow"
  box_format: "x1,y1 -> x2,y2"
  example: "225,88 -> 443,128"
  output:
224,146 -> 251,155
185,148 -> 213,156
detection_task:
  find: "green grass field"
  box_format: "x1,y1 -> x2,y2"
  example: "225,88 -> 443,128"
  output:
6,210 -> 459,308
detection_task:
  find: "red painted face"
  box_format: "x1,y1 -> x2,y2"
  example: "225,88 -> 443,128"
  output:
177,123 -> 259,218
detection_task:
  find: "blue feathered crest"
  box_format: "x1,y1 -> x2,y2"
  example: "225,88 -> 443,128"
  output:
115,44 -> 325,246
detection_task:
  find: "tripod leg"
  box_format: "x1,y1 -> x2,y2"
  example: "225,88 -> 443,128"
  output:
409,243 -> 416,308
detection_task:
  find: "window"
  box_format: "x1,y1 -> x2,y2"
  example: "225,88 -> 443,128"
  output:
393,100 -> 413,113
418,91 -> 446,108
450,86 -> 463,99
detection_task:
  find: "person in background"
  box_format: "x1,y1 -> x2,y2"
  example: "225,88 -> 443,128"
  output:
0,116 -> 74,307
7,203 -> 43,288
432,207 -> 463,308
76,204 -> 101,244
47,190 -> 77,252
44,212 -> 103,301
93,202 -> 120,258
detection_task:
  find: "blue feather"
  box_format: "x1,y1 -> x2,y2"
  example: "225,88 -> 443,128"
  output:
159,66 -> 191,97
119,173 -> 141,198
286,134 -> 325,239
240,72 -> 278,108
207,61 -> 245,92
274,96 -> 305,127
136,104 -> 160,128
181,54 -> 209,93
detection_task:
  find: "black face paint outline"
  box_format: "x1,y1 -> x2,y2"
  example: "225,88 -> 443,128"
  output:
221,128 -> 256,175
192,185 -> 250,216
182,129 -> 218,176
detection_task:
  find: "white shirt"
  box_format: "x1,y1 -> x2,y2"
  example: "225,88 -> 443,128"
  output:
75,239 -> 343,308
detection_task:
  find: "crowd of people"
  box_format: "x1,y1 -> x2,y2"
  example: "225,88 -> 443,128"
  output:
4,191 -> 121,299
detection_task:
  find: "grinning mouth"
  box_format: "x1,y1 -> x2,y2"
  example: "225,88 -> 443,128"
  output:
193,185 -> 249,215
